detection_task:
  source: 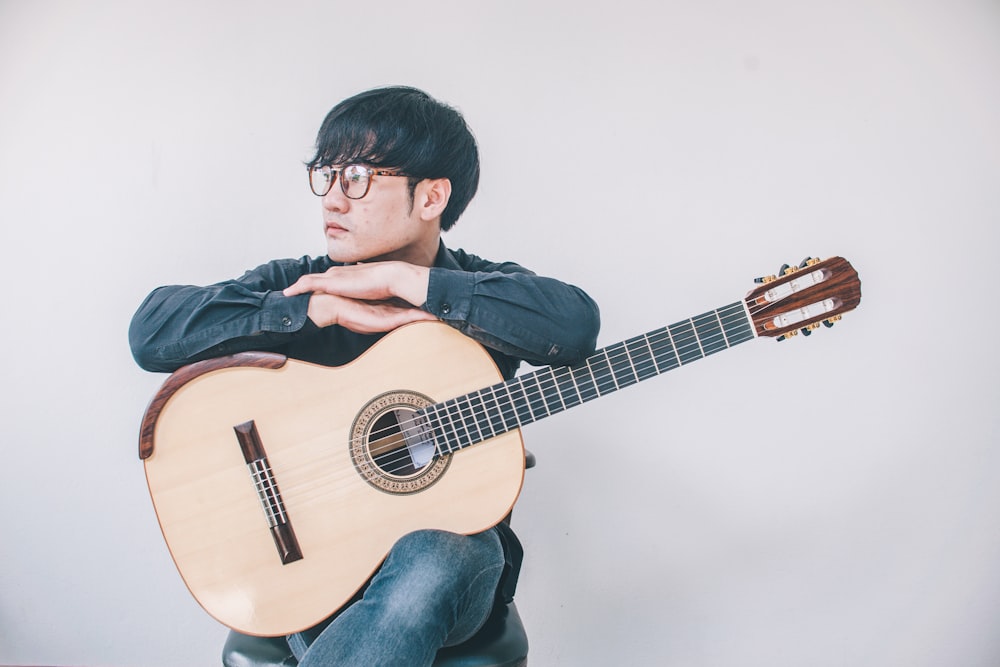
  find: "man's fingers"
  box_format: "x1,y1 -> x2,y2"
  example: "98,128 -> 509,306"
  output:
338,301 -> 436,334
304,291 -> 436,333
282,275 -> 311,297
282,265 -> 392,299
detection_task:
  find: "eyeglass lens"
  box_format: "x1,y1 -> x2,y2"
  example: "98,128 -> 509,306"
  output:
309,165 -> 372,199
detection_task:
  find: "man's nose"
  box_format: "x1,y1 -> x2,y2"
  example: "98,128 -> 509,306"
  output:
322,183 -> 350,212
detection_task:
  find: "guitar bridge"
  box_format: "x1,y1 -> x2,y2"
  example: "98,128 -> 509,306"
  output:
234,420 -> 303,565
247,458 -> 288,529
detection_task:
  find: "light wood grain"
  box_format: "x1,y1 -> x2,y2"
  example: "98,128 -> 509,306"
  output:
143,321 -> 525,636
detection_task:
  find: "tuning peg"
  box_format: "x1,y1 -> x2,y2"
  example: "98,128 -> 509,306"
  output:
823,314 -> 842,328
757,258 -> 818,283
776,328 -> 800,342
801,322 -> 821,336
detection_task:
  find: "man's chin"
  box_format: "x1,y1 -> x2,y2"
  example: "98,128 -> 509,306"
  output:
326,244 -> 364,264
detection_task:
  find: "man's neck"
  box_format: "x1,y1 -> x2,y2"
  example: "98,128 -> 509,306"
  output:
367,234 -> 441,267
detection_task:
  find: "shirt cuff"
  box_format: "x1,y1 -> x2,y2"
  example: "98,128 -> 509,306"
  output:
260,291 -> 311,332
423,268 -> 474,322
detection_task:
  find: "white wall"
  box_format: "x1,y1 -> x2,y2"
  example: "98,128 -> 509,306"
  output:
2,1 -> 999,665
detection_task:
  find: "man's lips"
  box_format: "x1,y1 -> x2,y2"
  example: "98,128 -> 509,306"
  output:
325,222 -> 348,234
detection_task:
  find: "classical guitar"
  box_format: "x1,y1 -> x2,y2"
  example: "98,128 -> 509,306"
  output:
139,256 -> 861,636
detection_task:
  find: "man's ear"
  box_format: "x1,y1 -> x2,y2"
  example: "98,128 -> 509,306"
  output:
415,178 -> 452,221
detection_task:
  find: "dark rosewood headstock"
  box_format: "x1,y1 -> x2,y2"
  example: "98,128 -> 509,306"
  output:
744,256 -> 862,340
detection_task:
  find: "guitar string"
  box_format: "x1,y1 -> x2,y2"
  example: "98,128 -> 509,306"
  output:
271,303 -> 763,495
260,291 -> 806,503
252,324 -> 717,503
267,297 -> 791,500
264,307 -> 756,501
172,287 -> 832,533
347,303 -> 759,473
268,316 -> 828,516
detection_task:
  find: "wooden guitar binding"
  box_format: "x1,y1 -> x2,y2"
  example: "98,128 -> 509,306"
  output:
139,352 -> 288,459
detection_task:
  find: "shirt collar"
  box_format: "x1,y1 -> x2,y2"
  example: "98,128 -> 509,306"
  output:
432,240 -> 463,271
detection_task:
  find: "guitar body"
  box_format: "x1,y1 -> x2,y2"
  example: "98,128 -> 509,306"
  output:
142,321 -> 526,636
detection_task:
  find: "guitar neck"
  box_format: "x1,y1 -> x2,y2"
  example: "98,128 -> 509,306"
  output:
420,301 -> 756,454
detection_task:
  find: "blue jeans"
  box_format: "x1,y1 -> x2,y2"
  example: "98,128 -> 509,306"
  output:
287,528 -> 506,667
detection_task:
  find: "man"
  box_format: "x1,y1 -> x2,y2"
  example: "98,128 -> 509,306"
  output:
129,86 -> 601,666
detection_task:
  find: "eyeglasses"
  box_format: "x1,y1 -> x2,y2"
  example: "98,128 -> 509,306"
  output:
308,164 -> 409,199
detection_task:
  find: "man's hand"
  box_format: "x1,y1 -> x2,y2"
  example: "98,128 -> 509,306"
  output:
283,262 -> 436,333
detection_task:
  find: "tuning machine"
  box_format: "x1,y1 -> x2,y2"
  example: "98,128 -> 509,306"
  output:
754,257 -> 819,285
766,257 -> 830,341
800,322 -> 821,336
776,328 -> 800,342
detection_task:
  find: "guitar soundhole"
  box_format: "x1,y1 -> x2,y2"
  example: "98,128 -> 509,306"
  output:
350,391 -> 450,495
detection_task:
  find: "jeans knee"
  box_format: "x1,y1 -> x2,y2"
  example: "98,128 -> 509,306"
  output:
378,529 -> 504,610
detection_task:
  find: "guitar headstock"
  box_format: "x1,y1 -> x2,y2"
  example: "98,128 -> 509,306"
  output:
745,256 -> 862,340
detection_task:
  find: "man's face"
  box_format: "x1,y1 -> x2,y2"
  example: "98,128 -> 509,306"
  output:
320,166 -> 438,266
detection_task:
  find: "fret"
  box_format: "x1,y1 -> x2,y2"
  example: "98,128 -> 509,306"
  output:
457,397 -> 480,448
646,328 -> 679,372
444,398 -> 474,449
668,320 -> 703,365
547,369 -> 568,412
690,318 -> 707,357
457,395 -> 482,445
498,383 -> 524,430
603,348 -> 623,390
469,390 -> 496,441
642,332 -> 669,373
625,335 -> 658,381
554,367 -> 583,409
534,369 -> 565,414
604,341 -> 639,389
692,311 -> 727,356
433,400 -> 458,452
437,404 -> 462,455
660,326 -> 682,370
422,405 -> 451,455
642,332 -> 663,375
719,303 -> 755,344
522,374 -> 550,419
571,363 -> 600,402
586,354 -> 617,396
714,309 -> 731,348
508,377 -> 536,425
484,385 -> 509,435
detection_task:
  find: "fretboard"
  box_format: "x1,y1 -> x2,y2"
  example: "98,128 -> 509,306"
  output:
419,301 -> 756,455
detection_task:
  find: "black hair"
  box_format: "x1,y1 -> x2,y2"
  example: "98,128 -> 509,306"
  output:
308,86 -> 480,231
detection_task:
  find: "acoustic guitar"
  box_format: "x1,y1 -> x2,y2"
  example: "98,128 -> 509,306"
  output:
138,256 -> 861,636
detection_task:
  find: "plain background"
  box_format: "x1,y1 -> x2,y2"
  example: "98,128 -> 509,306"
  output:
2,1 -> 999,665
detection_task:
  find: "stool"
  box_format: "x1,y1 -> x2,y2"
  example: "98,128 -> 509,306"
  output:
221,600 -> 528,667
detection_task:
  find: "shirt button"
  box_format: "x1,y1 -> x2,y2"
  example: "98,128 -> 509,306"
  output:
281,316 -> 293,326
440,304 -> 452,315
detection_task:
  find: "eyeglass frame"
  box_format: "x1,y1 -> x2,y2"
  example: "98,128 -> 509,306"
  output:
307,164 -> 411,199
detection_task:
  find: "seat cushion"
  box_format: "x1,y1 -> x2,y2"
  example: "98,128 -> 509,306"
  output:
222,601 -> 528,667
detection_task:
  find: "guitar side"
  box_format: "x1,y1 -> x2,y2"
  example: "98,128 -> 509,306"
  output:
142,321 -> 526,636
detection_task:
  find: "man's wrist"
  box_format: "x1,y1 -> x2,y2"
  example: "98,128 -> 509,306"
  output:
394,263 -> 431,307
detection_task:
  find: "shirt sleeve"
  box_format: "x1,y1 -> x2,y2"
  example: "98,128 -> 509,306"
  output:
422,252 -> 600,369
128,257 -> 324,372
